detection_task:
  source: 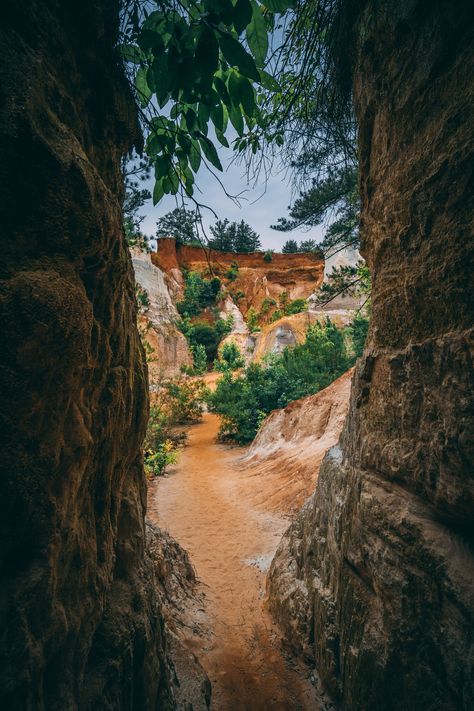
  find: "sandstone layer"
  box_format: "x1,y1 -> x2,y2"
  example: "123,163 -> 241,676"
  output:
242,369 -> 353,515
268,3 -> 474,709
132,250 -> 192,381
0,3 -> 174,709
153,237 -> 324,316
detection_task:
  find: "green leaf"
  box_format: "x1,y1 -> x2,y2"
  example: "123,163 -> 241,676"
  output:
198,135 -> 223,171
263,0 -> 295,11
153,55 -> 170,107
233,0 -> 253,34
198,102 -> 210,134
218,34 -> 260,81
169,169 -> 179,195
228,70 -> 241,107
228,104 -> 244,135
246,2 -> 268,67
214,76 -> 232,106
189,140 -> 202,172
239,75 -> 256,116
258,68 -> 280,91
118,44 -> 144,64
185,108 -> 199,133
155,156 -> 169,179
137,30 -> 164,53
210,102 -> 224,132
195,25 -> 219,75
215,128 -> 230,147
153,180 -> 165,205
135,66 -> 152,107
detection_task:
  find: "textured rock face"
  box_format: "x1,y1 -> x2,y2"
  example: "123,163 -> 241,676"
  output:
132,250 -> 192,381
153,237 -> 324,317
252,310 -> 355,362
269,2 -> 474,709
0,3 -> 173,709
243,370 -> 353,515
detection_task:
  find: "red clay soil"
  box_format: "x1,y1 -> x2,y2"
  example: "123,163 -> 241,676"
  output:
151,238 -> 324,317
147,413 -> 333,711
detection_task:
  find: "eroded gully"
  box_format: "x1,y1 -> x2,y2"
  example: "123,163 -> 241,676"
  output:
147,411 -> 331,711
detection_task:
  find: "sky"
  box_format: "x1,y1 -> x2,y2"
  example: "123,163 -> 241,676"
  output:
139,131 -> 326,252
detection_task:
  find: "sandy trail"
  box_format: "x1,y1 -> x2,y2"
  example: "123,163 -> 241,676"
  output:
148,412 -> 323,711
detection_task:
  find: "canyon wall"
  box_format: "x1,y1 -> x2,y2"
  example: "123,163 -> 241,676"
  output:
0,3 -> 174,709
269,2 -> 474,709
132,250 -> 192,382
153,237 -> 324,316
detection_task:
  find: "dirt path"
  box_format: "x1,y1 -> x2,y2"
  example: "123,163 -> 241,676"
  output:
147,413 -> 324,711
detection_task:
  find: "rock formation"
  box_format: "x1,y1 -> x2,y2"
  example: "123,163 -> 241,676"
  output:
132,250 -> 192,381
252,311 -> 355,362
153,237 -> 324,317
269,2 -> 474,709
242,369 -> 353,515
0,3 -> 176,708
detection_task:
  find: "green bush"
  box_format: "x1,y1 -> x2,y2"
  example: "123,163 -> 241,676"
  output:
284,298 -> 307,315
263,250 -> 273,263
144,443 -> 178,477
181,316 -> 233,364
177,271 -> 221,318
247,307 -> 260,332
208,319 -> 353,443
143,377 -> 209,475
190,343 -> 207,374
215,341 -> 246,372
350,313 -> 369,358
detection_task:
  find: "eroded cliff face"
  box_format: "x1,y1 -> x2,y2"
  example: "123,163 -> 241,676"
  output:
132,250 -> 192,382
269,2 -> 474,709
153,237 -> 324,316
242,369 -> 353,515
0,3 -> 174,708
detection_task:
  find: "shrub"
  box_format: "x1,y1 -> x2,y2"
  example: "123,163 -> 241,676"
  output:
284,298 -> 307,315
350,313 -> 369,358
144,442 -> 178,477
181,316 -> 233,363
247,307 -> 260,332
208,319 -> 353,443
215,341 -> 246,372
190,343 -> 207,374
177,271 -> 221,318
135,284 -> 150,311
263,250 -> 273,263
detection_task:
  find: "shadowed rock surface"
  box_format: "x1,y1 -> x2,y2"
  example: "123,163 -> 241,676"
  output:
0,3 -> 176,708
268,2 -> 474,709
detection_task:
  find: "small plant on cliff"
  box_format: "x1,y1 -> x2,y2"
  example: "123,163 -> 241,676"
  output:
137,321 -> 157,363
247,307 -> 260,333
284,297 -> 307,315
215,341 -> 245,372
135,284 -> 150,311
